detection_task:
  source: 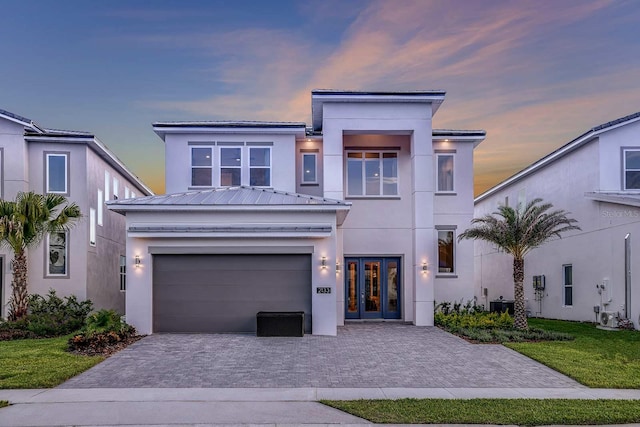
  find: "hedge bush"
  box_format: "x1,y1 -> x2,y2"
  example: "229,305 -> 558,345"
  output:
68,309 -> 136,352
434,300 -> 573,343
0,290 -> 92,340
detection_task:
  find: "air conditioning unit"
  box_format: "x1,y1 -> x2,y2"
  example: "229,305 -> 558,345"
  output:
600,311 -> 619,328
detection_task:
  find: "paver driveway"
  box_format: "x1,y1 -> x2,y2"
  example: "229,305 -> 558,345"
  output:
61,323 -> 582,388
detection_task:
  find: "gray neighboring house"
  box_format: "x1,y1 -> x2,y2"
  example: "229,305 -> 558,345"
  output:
0,108 -> 153,318
474,111 -> 640,329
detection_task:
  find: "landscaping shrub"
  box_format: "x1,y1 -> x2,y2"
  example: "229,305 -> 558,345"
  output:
69,309 -> 136,353
0,290 -> 92,340
435,300 -> 573,343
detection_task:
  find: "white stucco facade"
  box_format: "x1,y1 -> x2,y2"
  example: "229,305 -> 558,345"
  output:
109,89 -> 485,336
474,112 -> 640,328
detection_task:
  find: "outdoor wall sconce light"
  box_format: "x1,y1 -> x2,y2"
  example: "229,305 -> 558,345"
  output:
335,262 -> 341,272
321,257 -> 327,269
421,261 -> 428,273
135,255 -> 141,268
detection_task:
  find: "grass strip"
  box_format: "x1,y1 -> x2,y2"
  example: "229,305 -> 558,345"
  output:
0,400 -> 8,408
506,319 -> 640,388
322,398 -> 640,425
0,336 -> 103,389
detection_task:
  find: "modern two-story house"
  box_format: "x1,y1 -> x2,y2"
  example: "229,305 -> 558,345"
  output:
108,90 -> 485,335
0,109 -> 153,319
474,112 -> 640,329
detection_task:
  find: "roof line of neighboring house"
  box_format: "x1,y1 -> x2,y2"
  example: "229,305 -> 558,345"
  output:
24,129 -> 153,196
475,111 -> 640,204
2,107 -> 153,196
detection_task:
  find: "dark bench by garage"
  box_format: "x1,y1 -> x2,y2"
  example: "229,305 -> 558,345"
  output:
256,311 -> 305,337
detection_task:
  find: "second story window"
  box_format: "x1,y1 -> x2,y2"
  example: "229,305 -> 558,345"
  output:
436,154 -> 454,193
624,149 -> 640,190
191,147 -> 213,187
220,147 -> 242,186
346,151 -> 398,197
249,147 -> 271,187
46,153 -> 68,194
302,153 -> 317,184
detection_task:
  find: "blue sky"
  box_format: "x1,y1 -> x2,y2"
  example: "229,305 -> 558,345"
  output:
2,0 -> 640,195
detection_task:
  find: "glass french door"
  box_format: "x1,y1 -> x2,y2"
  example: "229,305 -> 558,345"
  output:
345,257 -> 401,319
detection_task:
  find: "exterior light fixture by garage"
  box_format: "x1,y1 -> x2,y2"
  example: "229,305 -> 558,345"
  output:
335,262 -> 341,272
135,255 -> 141,268
321,257 -> 327,269
422,261 -> 428,273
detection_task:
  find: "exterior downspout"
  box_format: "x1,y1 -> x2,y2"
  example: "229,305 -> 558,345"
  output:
625,233 -> 631,320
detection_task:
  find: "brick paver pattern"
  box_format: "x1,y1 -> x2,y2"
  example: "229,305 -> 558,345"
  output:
61,323 -> 582,388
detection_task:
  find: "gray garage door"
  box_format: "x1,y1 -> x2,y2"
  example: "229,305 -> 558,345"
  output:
153,254 -> 312,333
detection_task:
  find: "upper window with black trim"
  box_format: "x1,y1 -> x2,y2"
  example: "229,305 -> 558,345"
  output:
623,149 -> 640,190
437,229 -> 455,274
436,154 -> 454,193
191,145 -> 271,187
346,151 -> 398,196
191,147 -> 213,187
301,152 -> 317,184
46,153 -> 68,194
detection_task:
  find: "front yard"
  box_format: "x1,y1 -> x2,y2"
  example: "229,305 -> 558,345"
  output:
323,398 -> 640,425
507,318 -> 640,388
0,336 -> 103,389
325,318 -> 640,425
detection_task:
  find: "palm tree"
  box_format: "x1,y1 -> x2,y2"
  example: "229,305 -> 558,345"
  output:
458,198 -> 580,329
0,192 -> 81,320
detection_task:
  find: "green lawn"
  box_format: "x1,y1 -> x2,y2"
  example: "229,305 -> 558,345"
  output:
0,336 -> 103,389
323,398 -> 640,425
0,400 -> 8,408
506,318 -> 640,388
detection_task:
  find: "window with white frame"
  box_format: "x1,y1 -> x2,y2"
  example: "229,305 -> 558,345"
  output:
119,255 -> 126,291
124,186 -> 130,199
104,171 -> 110,202
46,153 -> 68,194
97,190 -> 103,226
437,229 -> 455,274
346,151 -> 398,196
131,191 -> 136,198
113,177 -> 119,199
249,147 -> 271,186
191,147 -> 213,187
563,264 -> 573,306
220,147 -> 242,186
89,208 -> 96,246
47,232 -> 68,276
517,188 -> 526,213
623,149 -> 640,190
301,152 -> 317,184
436,154 -> 454,192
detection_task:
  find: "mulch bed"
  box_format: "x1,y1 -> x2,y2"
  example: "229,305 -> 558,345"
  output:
68,335 -> 145,357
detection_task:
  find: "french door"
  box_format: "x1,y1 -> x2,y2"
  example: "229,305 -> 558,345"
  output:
345,257 -> 401,319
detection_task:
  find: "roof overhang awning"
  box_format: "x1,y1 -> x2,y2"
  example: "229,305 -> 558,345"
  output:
584,192 -> 640,208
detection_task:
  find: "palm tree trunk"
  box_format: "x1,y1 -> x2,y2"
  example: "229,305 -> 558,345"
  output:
8,250 -> 28,321
513,257 -> 528,330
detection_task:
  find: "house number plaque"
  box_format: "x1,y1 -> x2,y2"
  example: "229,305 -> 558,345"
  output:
316,287 -> 332,294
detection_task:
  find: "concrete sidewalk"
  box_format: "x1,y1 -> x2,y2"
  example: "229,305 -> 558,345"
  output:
1,387 -> 640,426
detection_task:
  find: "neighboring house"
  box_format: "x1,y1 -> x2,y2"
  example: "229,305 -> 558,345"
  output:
107,90 -> 485,336
474,112 -> 640,328
0,108 -> 153,319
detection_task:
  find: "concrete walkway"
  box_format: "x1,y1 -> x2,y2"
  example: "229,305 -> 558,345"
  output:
1,387 -> 640,426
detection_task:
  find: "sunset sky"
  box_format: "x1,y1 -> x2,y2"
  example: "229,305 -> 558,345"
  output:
2,0 -> 640,195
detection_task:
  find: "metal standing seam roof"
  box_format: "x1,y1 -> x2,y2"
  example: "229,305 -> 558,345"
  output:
107,186 -> 350,207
